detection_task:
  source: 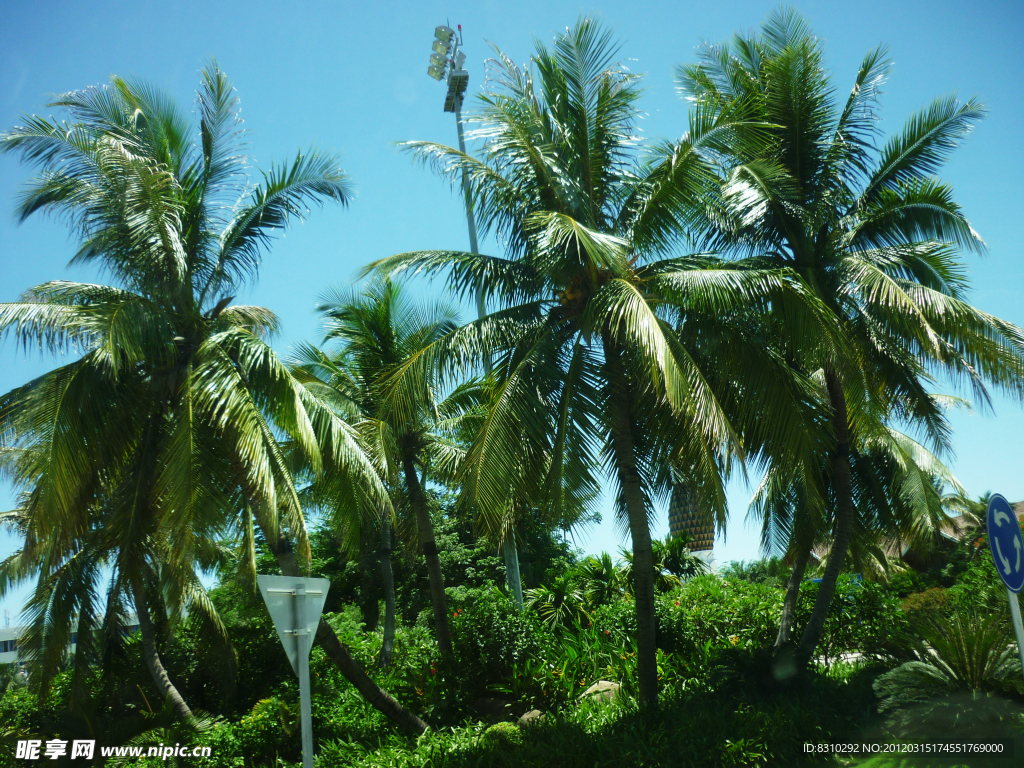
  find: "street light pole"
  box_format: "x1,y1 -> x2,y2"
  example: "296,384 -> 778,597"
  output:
426,24 -> 523,610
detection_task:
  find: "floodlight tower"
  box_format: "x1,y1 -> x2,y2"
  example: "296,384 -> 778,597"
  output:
426,25 -> 480,261
426,25 -> 523,610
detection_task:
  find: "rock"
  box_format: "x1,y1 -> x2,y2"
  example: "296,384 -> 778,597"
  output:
580,680 -> 620,702
473,697 -> 512,720
518,709 -> 545,727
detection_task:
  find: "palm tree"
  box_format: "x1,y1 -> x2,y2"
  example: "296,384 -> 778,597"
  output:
654,534 -> 711,581
292,279 -> 484,665
0,66 -> 426,733
680,7 -> 1024,659
369,18 -> 836,705
756,418 -> 965,651
524,573 -> 588,629
0,449 -> 230,717
577,552 -> 623,608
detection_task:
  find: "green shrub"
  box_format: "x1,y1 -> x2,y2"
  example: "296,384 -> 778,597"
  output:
325,659 -> 883,768
947,558 -> 1011,617
448,588 -> 546,710
796,576 -> 905,662
900,587 -> 950,615
656,576 -> 782,657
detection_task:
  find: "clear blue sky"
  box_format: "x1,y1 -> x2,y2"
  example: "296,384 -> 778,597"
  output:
1,0 -> 1022,620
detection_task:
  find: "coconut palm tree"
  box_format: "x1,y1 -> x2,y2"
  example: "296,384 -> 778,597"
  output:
0,65 -> 426,733
292,279 -> 485,665
368,18 -> 839,705
755,419 -> 965,651
680,7 -> 1024,659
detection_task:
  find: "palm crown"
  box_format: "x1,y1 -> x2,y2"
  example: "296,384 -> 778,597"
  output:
680,7 -> 1024,656
292,278 -> 486,664
0,63 -> 386,717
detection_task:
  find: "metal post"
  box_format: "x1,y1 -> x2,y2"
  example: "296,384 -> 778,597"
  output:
295,584 -> 313,768
453,97 -> 486,320
453,100 -> 480,261
456,95 -> 522,606
1007,587 -> 1024,685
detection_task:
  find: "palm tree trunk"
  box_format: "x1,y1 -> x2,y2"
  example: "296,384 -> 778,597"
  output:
270,538 -> 427,735
378,518 -> 397,669
130,578 -> 192,720
603,336 -> 659,707
402,453 -> 453,663
774,542 -> 811,648
503,534 -> 524,610
797,370 -> 855,660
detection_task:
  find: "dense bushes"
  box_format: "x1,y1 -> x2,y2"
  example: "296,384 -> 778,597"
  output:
323,655 -> 885,768
4,535 -> 1021,768
651,574 -> 902,665
656,577 -> 781,656
448,588 -> 546,710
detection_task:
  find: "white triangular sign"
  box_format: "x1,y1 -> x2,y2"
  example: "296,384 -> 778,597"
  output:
257,575 -> 330,676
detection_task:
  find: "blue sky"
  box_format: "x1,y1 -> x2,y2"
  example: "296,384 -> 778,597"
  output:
1,0 -> 1022,620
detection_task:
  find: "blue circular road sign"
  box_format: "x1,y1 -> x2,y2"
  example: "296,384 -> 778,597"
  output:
987,494 -> 1024,593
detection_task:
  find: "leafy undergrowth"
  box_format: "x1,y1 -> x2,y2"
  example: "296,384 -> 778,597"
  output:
320,657 -> 884,768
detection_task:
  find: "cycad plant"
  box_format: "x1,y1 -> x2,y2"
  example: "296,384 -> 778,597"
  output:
874,610 -> 1024,738
654,534 -> 711,581
682,7 -> 1024,659
0,66 -> 425,733
577,552 -> 623,608
371,18 -> 835,704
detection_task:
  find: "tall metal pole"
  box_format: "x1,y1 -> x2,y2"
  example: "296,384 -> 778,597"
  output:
295,584 -> 313,768
454,99 -> 480,278
441,31 -> 523,611
455,100 -> 524,610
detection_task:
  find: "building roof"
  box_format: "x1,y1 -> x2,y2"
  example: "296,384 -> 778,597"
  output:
804,500 -> 1024,568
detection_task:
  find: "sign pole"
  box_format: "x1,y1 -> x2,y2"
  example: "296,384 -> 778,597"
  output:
1007,588 -> 1024,686
257,576 -> 329,768
295,583 -> 313,768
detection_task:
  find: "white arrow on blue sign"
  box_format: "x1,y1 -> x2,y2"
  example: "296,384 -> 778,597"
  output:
986,494 -> 1024,593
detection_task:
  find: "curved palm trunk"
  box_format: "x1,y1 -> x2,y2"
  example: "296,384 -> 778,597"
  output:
797,370 -> 855,660
130,578 -> 192,720
603,337 -> 659,707
378,518 -> 397,669
270,539 -> 427,734
402,453 -> 453,662
774,542 -> 811,649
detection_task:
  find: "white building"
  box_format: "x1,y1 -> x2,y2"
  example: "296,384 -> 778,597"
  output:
0,617 -> 139,666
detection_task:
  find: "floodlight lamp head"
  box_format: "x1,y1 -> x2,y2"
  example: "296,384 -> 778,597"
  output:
430,53 -> 447,68
447,69 -> 469,97
432,39 -> 450,56
434,25 -> 455,44
427,64 -> 446,81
